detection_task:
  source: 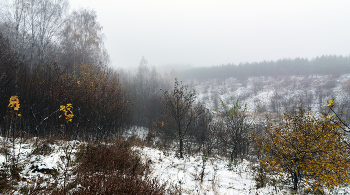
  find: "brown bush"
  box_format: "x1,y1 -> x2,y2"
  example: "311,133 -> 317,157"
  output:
72,139 -> 164,195
75,140 -> 144,175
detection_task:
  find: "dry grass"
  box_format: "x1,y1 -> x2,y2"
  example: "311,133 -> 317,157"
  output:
70,138 -> 164,194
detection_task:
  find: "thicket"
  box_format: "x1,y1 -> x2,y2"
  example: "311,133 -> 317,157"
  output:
155,81 -> 255,161
0,32 -> 129,140
0,0 -> 133,140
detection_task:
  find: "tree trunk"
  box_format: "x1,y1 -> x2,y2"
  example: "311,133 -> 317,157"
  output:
179,136 -> 183,158
230,148 -> 235,162
230,144 -> 238,162
293,171 -> 298,191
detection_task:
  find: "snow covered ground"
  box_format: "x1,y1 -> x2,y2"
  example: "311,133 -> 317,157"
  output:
0,137 -> 80,194
131,127 -> 350,195
136,146 -> 275,195
136,146 -> 350,195
0,136 -> 285,194
1,130 -> 350,194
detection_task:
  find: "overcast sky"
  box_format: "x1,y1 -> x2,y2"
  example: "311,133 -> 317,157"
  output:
69,0 -> 350,70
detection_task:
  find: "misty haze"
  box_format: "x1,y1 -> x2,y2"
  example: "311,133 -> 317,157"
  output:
0,0 -> 350,194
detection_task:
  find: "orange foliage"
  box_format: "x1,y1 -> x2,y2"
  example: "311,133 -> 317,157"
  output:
255,106 -> 350,192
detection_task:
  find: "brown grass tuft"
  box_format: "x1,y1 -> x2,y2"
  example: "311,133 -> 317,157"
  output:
71,138 -> 164,194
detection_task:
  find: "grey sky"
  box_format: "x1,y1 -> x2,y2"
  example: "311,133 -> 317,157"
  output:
69,0 -> 350,70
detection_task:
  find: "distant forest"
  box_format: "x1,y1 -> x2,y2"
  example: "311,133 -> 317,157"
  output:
178,55 -> 350,80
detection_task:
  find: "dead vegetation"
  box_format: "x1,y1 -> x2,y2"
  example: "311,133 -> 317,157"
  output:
0,137 -> 165,195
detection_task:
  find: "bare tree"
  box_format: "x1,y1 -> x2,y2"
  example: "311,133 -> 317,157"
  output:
0,0 -> 69,67
0,33 -> 23,136
134,56 -> 150,101
59,8 -> 109,72
162,79 -> 204,158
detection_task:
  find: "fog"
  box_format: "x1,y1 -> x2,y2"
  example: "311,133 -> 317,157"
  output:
69,0 -> 350,70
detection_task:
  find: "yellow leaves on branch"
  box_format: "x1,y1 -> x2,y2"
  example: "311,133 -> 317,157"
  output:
321,98 -> 334,108
255,105 -> 350,192
8,96 -> 20,110
59,103 -> 74,122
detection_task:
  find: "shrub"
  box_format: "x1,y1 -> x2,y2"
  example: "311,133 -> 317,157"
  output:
72,139 -> 164,194
255,105 -> 350,192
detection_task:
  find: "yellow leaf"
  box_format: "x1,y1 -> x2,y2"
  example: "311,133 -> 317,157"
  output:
14,104 -> 20,110
321,103 -> 331,107
8,96 -> 20,110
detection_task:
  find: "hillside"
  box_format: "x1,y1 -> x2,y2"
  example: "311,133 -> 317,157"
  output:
185,74 -> 350,120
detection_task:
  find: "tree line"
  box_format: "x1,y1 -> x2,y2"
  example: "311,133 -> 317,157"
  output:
178,55 -> 350,80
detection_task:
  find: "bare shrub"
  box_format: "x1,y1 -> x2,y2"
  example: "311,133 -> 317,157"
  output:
75,141 -> 142,174
72,139 -> 164,194
218,98 -> 254,161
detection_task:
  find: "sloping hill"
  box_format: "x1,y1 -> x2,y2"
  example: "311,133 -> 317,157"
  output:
186,74 -> 350,120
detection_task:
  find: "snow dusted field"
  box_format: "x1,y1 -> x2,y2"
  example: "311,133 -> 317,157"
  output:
0,135 -> 283,194
136,146 -> 276,195
0,137 -> 80,194
137,146 -> 350,195
130,127 -> 350,195
0,132 -> 350,194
